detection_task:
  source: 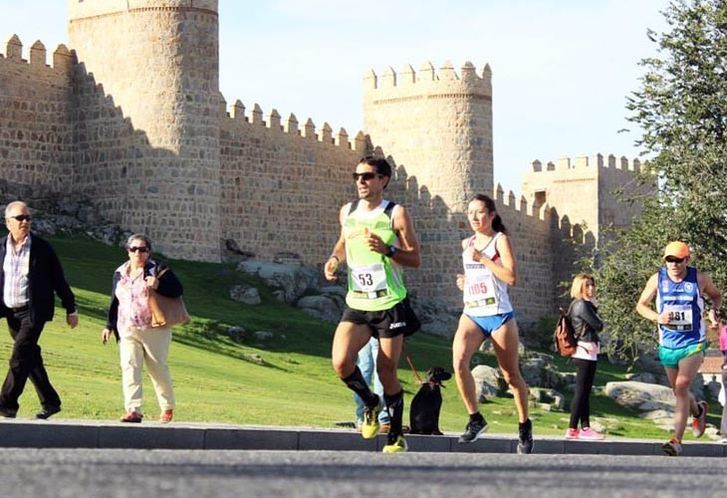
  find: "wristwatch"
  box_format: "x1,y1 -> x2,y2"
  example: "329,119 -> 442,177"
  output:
386,245 -> 397,257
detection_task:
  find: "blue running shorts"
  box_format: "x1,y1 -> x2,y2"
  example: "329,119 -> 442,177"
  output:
466,312 -> 515,337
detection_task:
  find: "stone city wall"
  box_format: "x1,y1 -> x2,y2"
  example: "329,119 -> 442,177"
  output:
0,34 -> 598,326
0,37 -> 74,194
522,153 -> 646,238
68,0 -> 222,261
219,100 -> 366,263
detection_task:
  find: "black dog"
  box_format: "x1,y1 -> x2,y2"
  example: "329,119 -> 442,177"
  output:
409,367 -> 452,435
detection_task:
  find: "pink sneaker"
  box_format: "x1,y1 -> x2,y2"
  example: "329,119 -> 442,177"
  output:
579,427 -> 605,440
565,428 -> 579,439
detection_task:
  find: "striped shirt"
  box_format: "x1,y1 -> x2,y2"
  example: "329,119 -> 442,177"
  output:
3,234 -> 31,309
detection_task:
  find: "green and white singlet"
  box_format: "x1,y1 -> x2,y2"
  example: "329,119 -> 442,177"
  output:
344,199 -> 407,312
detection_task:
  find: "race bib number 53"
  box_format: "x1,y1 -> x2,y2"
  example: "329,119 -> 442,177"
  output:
351,263 -> 387,298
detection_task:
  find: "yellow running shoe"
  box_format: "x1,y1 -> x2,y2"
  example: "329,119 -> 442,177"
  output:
382,435 -> 408,453
361,400 -> 382,439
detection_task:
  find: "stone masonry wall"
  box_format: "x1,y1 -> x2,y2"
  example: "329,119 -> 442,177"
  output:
67,0 -> 222,261
521,153 -> 645,239
363,61 -> 493,214
0,37 -> 74,195
219,102 -> 367,262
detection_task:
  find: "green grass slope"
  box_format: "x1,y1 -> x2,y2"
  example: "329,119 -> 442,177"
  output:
0,234 -> 717,439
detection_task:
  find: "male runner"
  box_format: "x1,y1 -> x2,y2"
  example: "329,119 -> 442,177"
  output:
325,156 -> 421,453
636,241 -> 720,456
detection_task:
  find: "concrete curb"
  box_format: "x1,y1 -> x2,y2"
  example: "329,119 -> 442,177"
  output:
0,419 -> 725,457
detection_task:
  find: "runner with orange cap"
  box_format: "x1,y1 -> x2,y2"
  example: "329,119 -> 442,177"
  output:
636,241 -> 721,456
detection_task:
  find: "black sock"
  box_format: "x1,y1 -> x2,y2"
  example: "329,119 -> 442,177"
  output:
470,412 -> 485,423
384,390 -> 404,439
342,367 -> 379,408
519,418 -> 532,436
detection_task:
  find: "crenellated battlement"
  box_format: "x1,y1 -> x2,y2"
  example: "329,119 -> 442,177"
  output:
223,98 -> 369,151
363,60 -> 492,99
68,0 -> 219,21
529,153 -> 644,174
1,35 -> 74,73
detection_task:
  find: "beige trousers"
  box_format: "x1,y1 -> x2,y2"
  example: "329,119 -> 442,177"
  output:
118,326 -> 175,413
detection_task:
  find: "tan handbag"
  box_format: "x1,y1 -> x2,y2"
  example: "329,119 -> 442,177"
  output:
149,268 -> 190,328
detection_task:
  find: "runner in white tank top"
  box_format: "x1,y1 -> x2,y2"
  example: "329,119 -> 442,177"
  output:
462,232 -> 513,316
451,194 -> 532,454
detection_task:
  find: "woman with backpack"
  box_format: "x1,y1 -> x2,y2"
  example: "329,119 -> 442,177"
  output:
565,273 -> 605,440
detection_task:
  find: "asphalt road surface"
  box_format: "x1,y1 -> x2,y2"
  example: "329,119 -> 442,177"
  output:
3,448 -> 727,497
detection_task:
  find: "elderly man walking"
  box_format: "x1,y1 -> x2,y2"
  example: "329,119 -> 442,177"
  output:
0,201 -> 78,419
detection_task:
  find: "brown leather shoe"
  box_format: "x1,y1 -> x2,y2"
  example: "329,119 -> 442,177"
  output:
120,411 -> 143,423
160,409 -> 173,424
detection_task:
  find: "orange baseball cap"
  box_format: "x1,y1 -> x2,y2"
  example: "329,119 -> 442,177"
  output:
663,241 -> 690,259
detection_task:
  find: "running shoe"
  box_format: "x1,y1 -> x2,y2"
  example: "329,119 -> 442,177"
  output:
457,416 -> 488,443
578,427 -> 605,440
662,437 -> 682,457
382,435 -> 408,453
564,428 -> 579,440
517,419 -> 534,454
160,409 -> 173,424
361,397 -> 382,439
692,400 -> 708,438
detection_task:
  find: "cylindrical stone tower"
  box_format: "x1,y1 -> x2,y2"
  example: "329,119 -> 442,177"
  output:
67,0 -> 221,261
363,61 -> 494,308
363,61 -> 493,213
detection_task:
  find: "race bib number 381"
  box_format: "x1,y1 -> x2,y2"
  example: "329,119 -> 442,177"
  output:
663,304 -> 693,331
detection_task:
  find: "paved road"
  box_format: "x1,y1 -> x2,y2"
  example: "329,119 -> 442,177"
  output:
2,449 -> 727,497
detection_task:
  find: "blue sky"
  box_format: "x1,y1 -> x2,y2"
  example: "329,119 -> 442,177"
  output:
0,0 -> 668,193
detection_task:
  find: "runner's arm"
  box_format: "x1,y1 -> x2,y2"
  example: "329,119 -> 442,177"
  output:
390,205 -> 421,268
636,273 -> 668,323
323,205 -> 348,281
698,271 -> 722,325
477,234 -> 516,286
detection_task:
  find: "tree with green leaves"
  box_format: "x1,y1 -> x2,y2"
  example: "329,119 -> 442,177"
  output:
584,0 -> 726,361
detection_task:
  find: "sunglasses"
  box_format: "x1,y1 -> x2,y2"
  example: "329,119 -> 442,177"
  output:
9,215 -> 31,222
665,256 -> 686,264
352,172 -> 381,182
128,246 -> 149,253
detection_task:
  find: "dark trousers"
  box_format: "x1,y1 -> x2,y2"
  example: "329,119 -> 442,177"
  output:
0,308 -> 60,411
569,358 -> 598,429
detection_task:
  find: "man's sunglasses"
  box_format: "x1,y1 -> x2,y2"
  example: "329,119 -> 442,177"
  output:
352,172 -> 381,182
128,246 -> 149,253
9,215 -> 31,222
665,256 -> 686,264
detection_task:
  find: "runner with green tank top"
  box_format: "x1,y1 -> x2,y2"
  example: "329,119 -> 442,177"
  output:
325,157 -> 421,453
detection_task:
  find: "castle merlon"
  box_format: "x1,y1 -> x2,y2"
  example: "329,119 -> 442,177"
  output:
1,35 -> 74,73
530,153 -> 645,173
67,0 -> 219,22
223,99 -> 361,150
363,60 -> 492,96
489,180 -> 593,239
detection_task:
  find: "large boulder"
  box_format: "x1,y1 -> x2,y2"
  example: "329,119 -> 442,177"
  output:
528,387 -> 566,412
604,381 -> 675,412
412,299 -> 459,339
472,365 -> 506,401
296,294 -> 344,323
237,260 -> 319,304
519,356 -> 571,390
229,285 -> 261,305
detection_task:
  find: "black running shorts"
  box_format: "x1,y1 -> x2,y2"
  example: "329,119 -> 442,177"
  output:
341,297 -> 421,339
